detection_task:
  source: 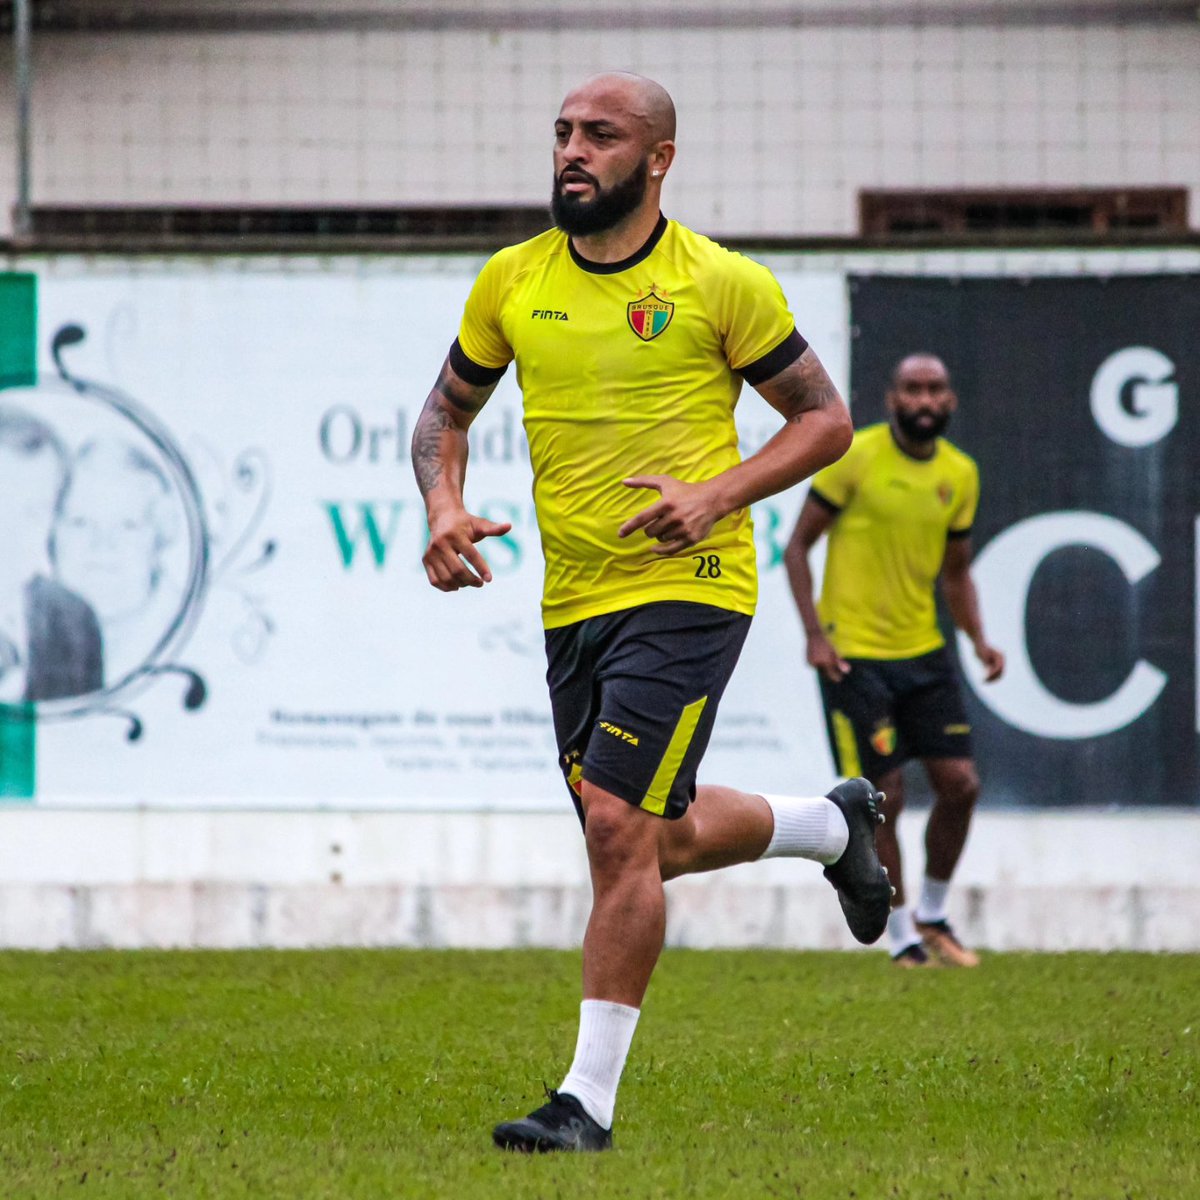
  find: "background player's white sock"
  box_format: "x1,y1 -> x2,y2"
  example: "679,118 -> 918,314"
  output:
758,795 -> 848,864
560,999 -> 640,1129
888,906 -> 920,957
915,876 -> 951,924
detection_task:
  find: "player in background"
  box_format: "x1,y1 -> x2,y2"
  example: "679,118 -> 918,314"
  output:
785,354 -> 1005,968
412,72 -> 892,1152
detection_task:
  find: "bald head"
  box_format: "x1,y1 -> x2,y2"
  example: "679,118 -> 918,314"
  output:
891,353 -> 950,391
564,72 -> 676,146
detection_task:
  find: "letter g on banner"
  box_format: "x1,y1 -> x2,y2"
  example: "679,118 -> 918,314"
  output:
959,512 -> 1166,739
1090,347 -> 1178,447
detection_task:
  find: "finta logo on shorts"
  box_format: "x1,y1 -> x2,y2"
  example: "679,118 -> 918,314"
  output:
599,721 -> 640,746
531,309 -> 569,321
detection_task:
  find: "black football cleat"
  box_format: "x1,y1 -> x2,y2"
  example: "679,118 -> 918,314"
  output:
892,941 -> 935,968
916,918 -> 980,967
492,1088 -> 613,1153
822,777 -> 893,945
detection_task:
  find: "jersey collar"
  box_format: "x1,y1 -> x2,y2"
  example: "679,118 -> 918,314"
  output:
568,213 -> 668,275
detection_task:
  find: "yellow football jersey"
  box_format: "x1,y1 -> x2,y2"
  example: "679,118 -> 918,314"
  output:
811,422 -> 979,659
455,216 -> 806,629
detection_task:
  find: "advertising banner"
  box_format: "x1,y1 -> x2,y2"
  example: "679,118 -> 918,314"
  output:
0,260 -> 845,807
848,274 -> 1199,807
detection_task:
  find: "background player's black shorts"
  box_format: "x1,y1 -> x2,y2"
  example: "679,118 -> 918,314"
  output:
545,600 -> 751,823
818,646 -> 972,779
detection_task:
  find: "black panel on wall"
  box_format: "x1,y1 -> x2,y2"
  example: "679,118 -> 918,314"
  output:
847,274 -> 1198,808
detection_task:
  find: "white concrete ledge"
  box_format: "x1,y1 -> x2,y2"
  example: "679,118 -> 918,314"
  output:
0,808 -> 1196,950
2,881 -> 1197,952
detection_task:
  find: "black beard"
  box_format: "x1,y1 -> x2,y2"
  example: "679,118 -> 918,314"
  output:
895,409 -> 951,442
551,160 -> 648,237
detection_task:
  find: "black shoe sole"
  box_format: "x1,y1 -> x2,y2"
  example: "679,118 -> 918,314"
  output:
822,777 -> 893,944
493,1126 -> 552,1153
492,1126 -> 612,1153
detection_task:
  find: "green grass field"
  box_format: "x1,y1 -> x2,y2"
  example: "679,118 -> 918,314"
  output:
1,949 -> 1196,1198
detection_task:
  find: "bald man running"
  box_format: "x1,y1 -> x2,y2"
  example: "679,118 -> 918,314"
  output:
785,354 -> 1005,969
412,72 -> 893,1152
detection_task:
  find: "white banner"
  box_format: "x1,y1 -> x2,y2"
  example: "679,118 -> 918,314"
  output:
15,258 -> 843,807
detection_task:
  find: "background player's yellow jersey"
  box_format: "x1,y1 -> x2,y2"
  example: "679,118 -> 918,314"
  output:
455,216 -> 806,629
810,422 -> 979,659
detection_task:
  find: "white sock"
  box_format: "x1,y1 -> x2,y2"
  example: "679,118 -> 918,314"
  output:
559,999 -> 640,1129
888,906 -> 920,957
915,876 -> 951,925
758,795 -> 848,865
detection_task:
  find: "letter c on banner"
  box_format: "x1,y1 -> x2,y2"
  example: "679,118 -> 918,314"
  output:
1090,347 -> 1178,447
959,512 -> 1166,739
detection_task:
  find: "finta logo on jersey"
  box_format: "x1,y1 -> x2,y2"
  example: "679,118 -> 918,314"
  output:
531,309 -> 569,321
627,289 -> 674,341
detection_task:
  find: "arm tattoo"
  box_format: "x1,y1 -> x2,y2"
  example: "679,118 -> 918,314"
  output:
408,355 -> 492,496
412,402 -> 461,497
411,362 -> 495,498
783,347 -> 842,423
434,363 -> 489,416
752,345 -> 842,423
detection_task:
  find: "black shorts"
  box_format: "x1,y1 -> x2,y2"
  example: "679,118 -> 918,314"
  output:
545,601 -> 751,823
818,646 -> 972,779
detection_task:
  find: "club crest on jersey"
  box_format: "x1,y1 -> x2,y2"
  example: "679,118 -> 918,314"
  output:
937,482 -> 954,506
627,290 -> 674,341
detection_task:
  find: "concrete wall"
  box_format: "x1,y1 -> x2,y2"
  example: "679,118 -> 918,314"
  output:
2,807 -> 1197,951
2,242 -> 1198,951
0,2 -> 1196,237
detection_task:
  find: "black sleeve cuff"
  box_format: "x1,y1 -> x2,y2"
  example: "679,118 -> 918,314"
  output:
449,337 -> 509,387
739,328 -> 809,386
947,526 -> 973,540
808,488 -> 842,515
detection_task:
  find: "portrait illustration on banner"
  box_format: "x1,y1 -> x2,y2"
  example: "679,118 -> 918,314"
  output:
0,323 -> 276,747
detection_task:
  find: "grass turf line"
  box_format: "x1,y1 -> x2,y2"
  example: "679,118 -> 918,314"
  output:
0,949 -> 1196,1198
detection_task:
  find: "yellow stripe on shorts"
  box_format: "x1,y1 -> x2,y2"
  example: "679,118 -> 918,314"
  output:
641,695 -> 708,816
831,709 -> 862,777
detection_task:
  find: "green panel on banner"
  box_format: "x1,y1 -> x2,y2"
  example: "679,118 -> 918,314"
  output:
0,272 -> 38,385
0,706 -> 36,800
1,272 -> 38,798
